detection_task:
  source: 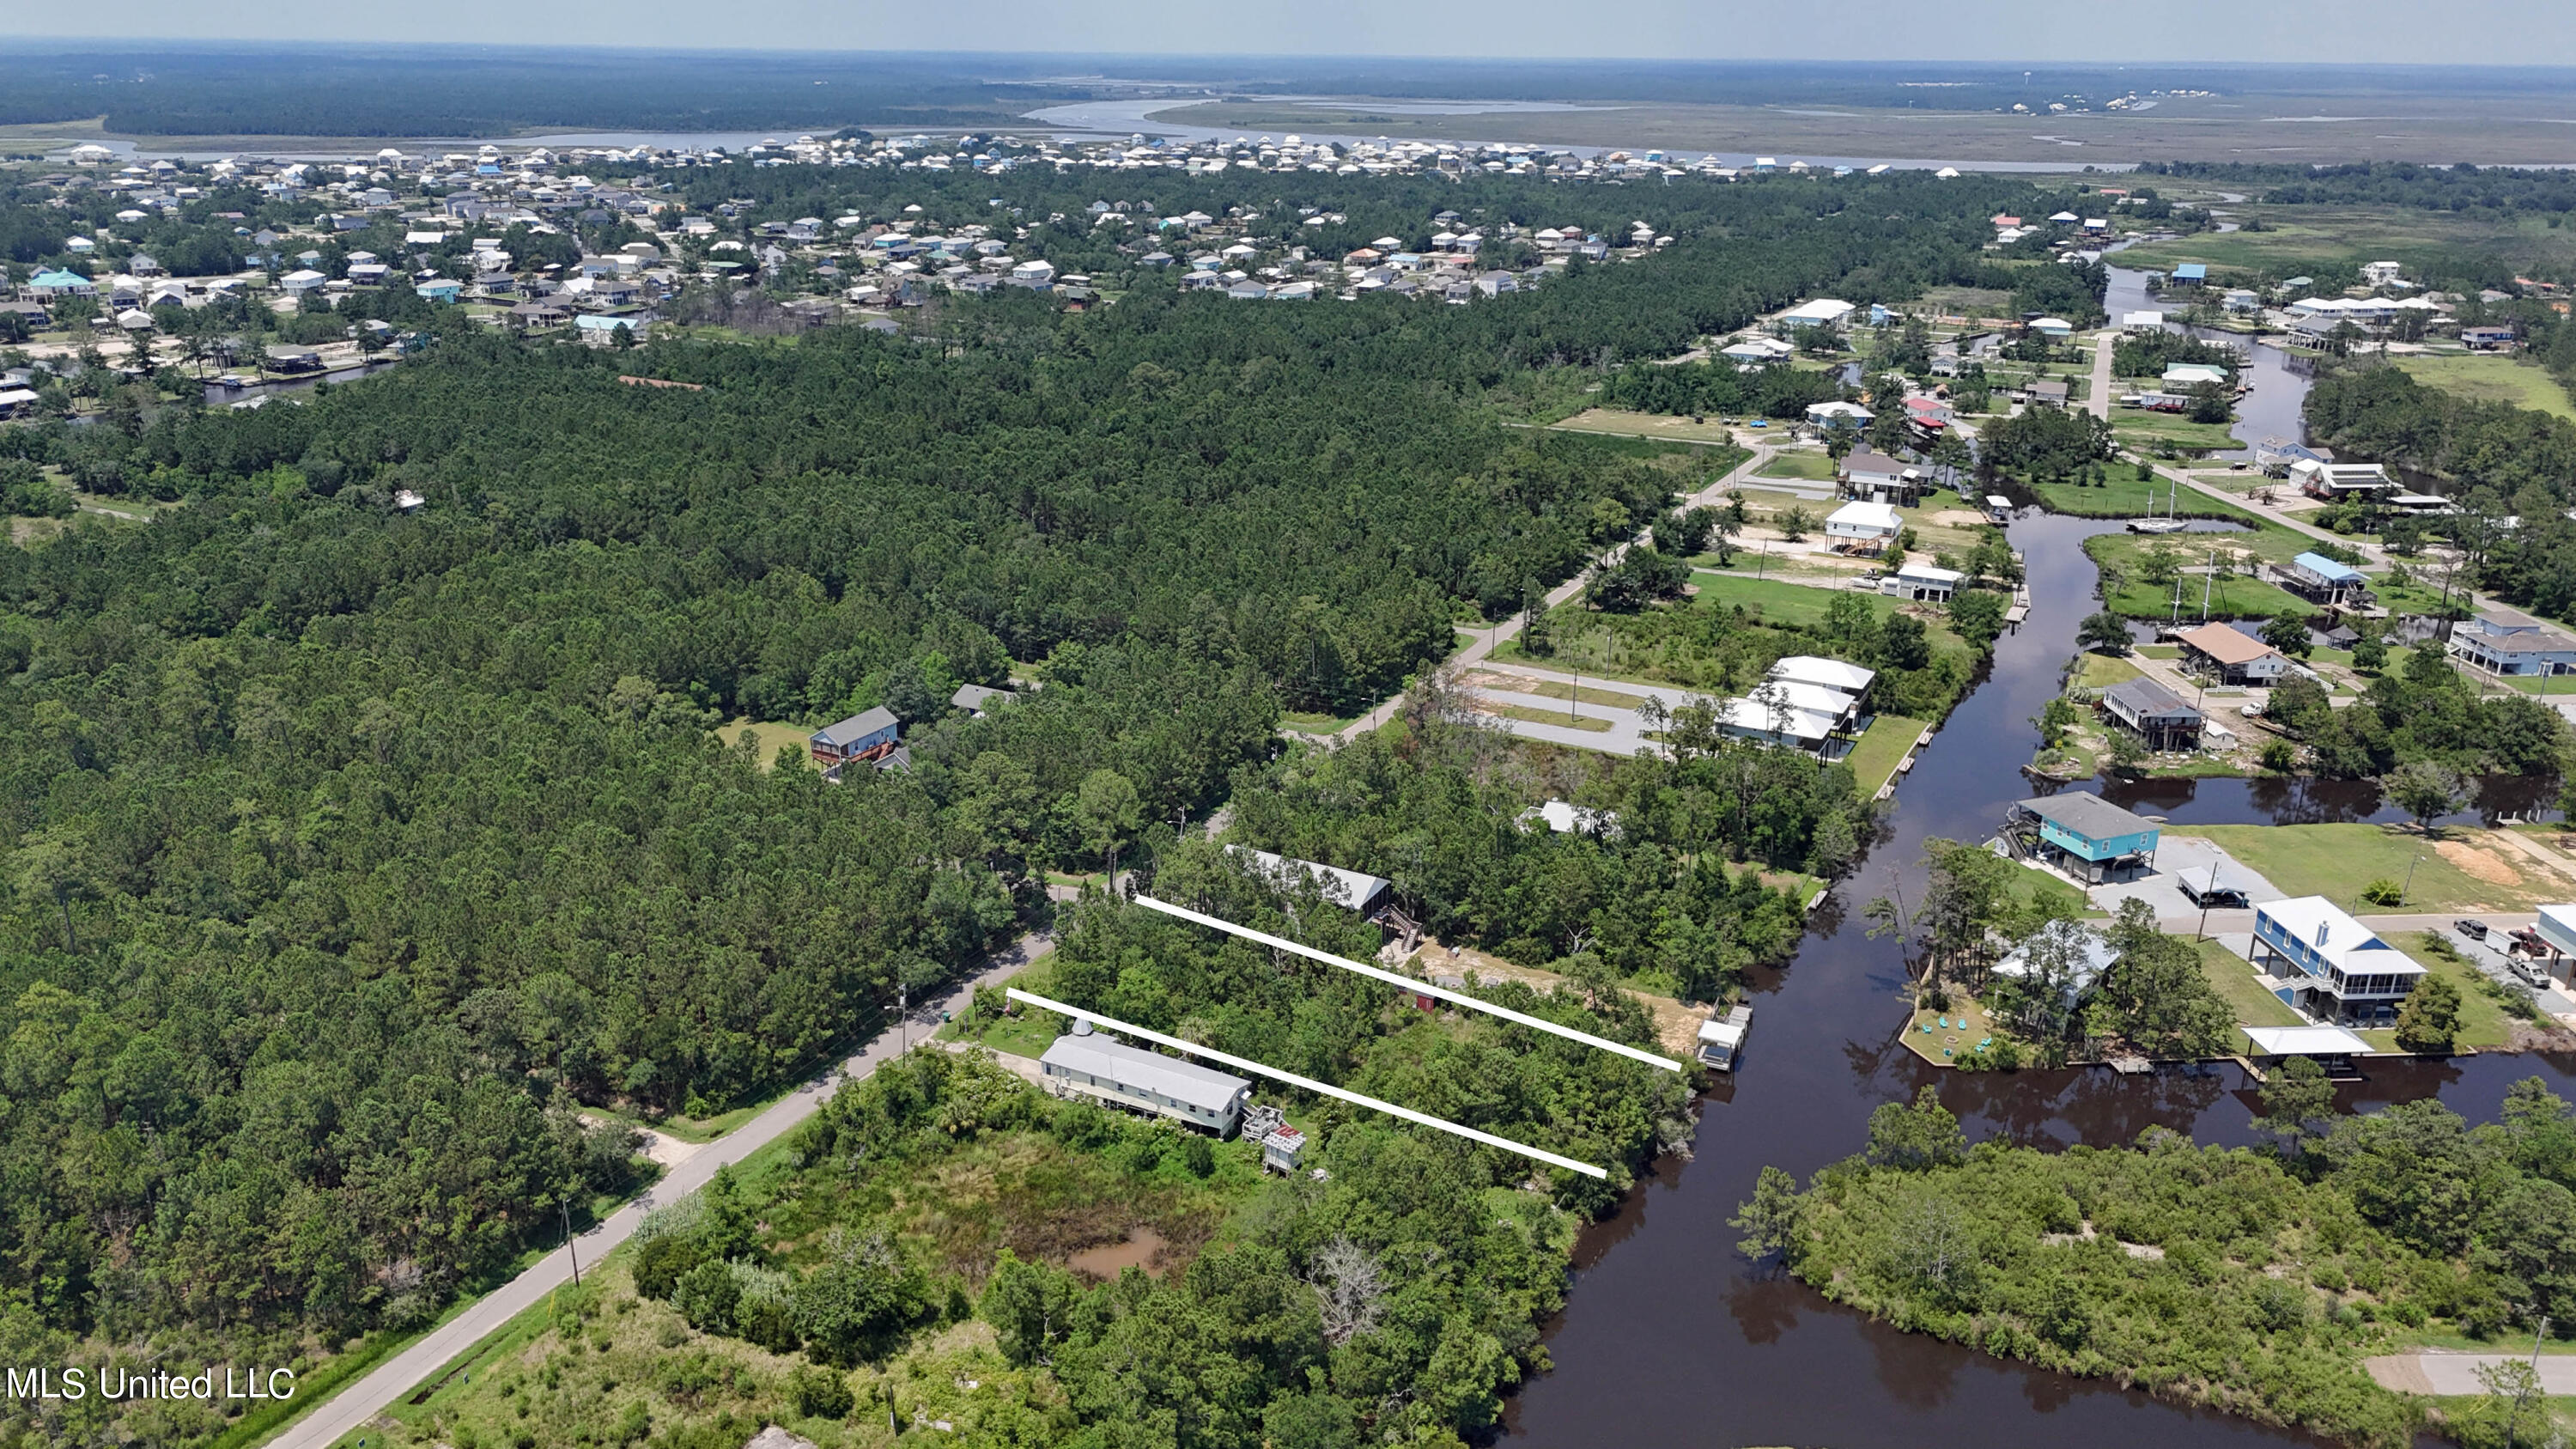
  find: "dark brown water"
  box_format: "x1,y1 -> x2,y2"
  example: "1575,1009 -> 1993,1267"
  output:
1503,513 -> 2576,1448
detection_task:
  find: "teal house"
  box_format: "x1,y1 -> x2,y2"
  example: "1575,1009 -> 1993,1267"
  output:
2010,793 -> 2161,883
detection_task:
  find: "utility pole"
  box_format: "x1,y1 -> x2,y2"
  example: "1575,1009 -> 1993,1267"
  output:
2201,547 -> 2216,624
2196,861 -> 2220,941
562,1197 -> 580,1286
2403,853 -> 2424,907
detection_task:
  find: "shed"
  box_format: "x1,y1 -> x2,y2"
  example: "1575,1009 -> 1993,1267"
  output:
2241,1025 -> 2371,1070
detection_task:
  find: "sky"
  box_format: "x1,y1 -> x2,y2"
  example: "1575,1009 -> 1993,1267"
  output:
13,1 -> 2576,66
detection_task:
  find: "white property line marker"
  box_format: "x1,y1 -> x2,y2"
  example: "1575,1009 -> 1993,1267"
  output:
1133,895 -> 1685,1073
1005,987 -> 1608,1180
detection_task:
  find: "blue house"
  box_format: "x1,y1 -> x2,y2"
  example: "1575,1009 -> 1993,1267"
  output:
27,268 -> 95,297
415,279 -> 464,303
2251,896 -> 2424,1025
810,706 -> 900,776
2279,551 -> 2370,606
2171,263 -> 2208,287
2011,793 -> 2161,883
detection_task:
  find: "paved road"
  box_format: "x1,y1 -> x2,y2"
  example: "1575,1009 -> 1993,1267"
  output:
269,935 -> 1056,1449
2367,1352 -> 2576,1396
2086,330 -> 2114,421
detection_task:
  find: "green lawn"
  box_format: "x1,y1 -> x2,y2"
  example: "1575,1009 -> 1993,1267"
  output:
2393,352 -> 2576,422
2074,651 -> 2142,691
2111,411 -> 2246,454
2027,476 -> 2246,521
1846,715 -> 1927,794
1754,449 -> 1838,481
2106,206 -> 2576,278
2196,938 -> 2306,1029
714,718 -> 814,770
2006,863 -> 2102,920
2173,825 -> 2561,914
1692,570 -> 1892,629
1479,673 -> 1653,710
2096,556 -> 2321,622
2404,937 -> 2527,1051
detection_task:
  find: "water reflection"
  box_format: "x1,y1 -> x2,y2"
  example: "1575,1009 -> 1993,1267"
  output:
1502,511 -> 2576,1449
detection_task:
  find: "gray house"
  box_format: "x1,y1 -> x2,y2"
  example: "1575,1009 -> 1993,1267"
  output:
1039,1026 -> 1250,1135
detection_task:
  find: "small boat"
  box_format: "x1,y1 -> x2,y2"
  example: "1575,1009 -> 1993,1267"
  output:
2127,517 -> 2188,534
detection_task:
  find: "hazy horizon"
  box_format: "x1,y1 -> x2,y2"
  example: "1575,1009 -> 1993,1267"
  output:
10,5 -> 2576,67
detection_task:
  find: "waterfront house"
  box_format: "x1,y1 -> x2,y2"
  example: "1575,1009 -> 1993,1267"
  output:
2176,623 -> 2288,686
1840,447 -> 1927,504
1824,500 -> 1902,552
2275,551 -> 2372,606
1711,694 -> 1841,753
2008,793 -> 2161,883
2250,896 -> 2424,1026
2448,608 -> 2576,678
2099,677 -> 2205,751
1039,1025 -> 1249,1135
1768,655 -> 1876,707
1881,562 -> 1963,604
2287,460 -> 2395,500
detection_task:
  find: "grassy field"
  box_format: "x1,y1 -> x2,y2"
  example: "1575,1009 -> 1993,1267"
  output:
2196,938 -> 2306,1029
2108,206 -> 2576,279
1754,449 -> 1838,481
2095,551 -> 2321,621
1548,407 -> 1759,457
2111,410 -> 2246,454
2074,651 -> 2143,691
2392,352 -> 2576,422
2005,862 -> 2101,921
2027,476 -> 2247,521
1692,570 -> 1891,629
715,717 -> 814,770
2174,825 -> 2562,914
1845,715 -> 1925,794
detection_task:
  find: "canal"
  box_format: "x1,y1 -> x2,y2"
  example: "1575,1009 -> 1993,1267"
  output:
1503,510 -> 2575,1448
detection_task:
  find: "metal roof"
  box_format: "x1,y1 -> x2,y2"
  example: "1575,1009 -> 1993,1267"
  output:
811,705 -> 899,747
2257,896 -> 2425,976
2102,677 -> 2202,721
2244,1025 -> 2371,1056
2016,791 -> 2160,841
2291,551 -> 2366,583
1041,1032 -> 1249,1115
2176,623 -> 2278,667
1226,846 -> 1392,913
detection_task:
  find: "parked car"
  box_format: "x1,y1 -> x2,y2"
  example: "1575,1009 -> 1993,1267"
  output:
2511,956 -> 2550,990
2455,918 -> 2489,941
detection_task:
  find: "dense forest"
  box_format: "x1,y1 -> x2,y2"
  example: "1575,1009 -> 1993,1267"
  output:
1740,1075 -> 2576,1449
0,170 -> 2051,1439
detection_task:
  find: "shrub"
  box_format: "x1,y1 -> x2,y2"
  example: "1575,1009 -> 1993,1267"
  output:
787,1364 -> 856,1421
2359,879 -> 2404,907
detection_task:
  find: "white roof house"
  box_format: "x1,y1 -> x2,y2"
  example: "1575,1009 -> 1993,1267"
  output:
1779,298 -> 1856,328
1760,679 -> 1862,722
1225,845 -> 1392,915
1768,656 -> 1876,697
1805,400 -> 1874,427
2121,310 -> 2168,331
2537,903 -> 2576,958
1039,1030 -> 1250,1129
1825,500 -> 1902,543
1712,695 -> 1839,749
2163,363 -> 2230,387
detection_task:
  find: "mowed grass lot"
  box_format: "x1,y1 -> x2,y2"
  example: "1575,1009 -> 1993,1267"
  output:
2392,352 -> 2576,422
2111,410 -> 2246,454
1692,570 -> 1891,628
1754,449 -> 1838,481
1845,715 -> 1926,794
715,718 -> 814,769
2173,825 -> 2561,914
2196,938 -> 2306,1029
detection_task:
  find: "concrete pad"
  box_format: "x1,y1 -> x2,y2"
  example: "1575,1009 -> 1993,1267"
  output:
2087,834 -> 2287,919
